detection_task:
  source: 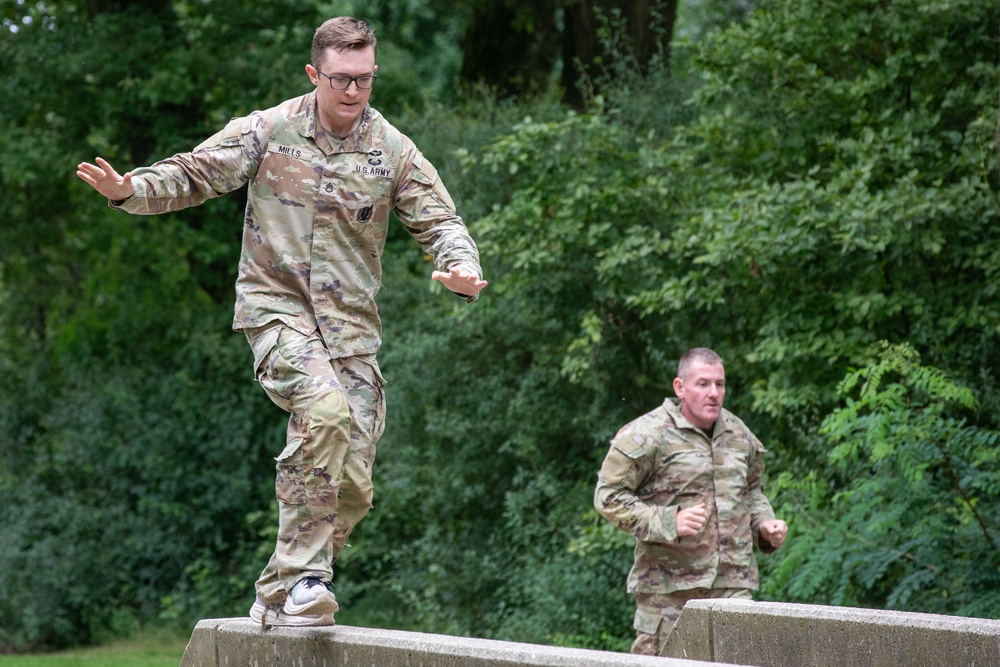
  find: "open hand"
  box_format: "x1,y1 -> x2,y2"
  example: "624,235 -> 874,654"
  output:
76,157 -> 135,201
431,266 -> 488,298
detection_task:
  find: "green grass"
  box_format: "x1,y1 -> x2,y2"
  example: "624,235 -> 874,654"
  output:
0,630 -> 187,667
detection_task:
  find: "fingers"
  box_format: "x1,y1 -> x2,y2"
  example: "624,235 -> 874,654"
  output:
761,519 -> 788,547
432,266 -> 486,283
76,159 -> 114,186
676,503 -> 708,537
682,503 -> 707,519
75,161 -> 102,186
95,156 -> 114,172
76,157 -> 134,200
431,266 -> 489,296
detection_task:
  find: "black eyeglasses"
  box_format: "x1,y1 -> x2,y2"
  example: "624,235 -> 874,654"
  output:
315,69 -> 378,90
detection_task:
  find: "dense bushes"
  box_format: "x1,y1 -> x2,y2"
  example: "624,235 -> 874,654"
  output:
343,0 -> 1000,642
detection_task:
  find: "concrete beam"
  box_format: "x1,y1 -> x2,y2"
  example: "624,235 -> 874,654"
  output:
178,618 -> 755,667
663,598 -> 1000,667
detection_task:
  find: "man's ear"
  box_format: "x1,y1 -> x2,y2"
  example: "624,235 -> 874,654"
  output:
672,376 -> 684,399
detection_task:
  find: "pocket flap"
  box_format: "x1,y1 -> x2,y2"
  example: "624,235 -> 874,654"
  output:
249,325 -> 282,378
633,607 -> 663,635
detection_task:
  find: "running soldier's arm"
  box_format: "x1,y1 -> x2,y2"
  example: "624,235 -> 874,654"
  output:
593,432 -> 679,543
745,431 -> 779,553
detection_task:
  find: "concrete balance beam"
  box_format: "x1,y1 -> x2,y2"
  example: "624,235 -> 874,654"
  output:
663,598 -> 1000,667
178,617 -> 757,667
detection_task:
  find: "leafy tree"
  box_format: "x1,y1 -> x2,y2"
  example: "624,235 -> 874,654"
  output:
3,0 -> 998,654
769,343 -> 1000,615
340,0 -> 1000,646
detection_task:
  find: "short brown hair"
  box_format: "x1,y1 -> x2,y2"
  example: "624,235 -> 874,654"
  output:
677,347 -> 724,379
311,17 -> 378,69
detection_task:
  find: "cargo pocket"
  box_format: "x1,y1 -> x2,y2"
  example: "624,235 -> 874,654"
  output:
274,437 -> 306,505
367,356 -> 387,444
248,324 -> 292,412
633,607 -> 664,636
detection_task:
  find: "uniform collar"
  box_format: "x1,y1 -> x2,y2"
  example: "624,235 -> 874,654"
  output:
299,91 -> 375,155
662,397 -> 733,437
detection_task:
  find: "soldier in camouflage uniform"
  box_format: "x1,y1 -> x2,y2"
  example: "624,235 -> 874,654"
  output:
77,17 -> 486,627
594,348 -> 787,655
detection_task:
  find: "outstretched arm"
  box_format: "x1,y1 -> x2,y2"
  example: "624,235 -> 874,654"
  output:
76,157 -> 135,201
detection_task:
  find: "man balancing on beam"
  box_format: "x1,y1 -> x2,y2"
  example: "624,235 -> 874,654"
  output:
77,16 -> 486,627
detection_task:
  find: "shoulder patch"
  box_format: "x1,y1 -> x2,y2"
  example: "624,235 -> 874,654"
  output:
193,115 -> 252,152
611,424 -> 653,460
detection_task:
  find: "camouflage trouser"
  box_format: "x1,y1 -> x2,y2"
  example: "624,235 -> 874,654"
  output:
631,587 -> 753,656
246,323 -> 386,605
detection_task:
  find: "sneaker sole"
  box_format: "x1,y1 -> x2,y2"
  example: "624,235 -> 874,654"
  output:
250,600 -> 336,627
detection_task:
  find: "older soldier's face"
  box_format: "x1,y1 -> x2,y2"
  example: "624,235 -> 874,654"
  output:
307,45 -> 377,137
673,361 -> 726,431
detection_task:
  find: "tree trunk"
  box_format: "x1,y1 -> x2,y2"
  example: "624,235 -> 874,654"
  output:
458,0 -> 677,107
562,0 -> 677,108
459,0 -> 561,99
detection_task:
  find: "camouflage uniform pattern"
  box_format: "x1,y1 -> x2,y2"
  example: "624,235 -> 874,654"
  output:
117,91 -> 482,358
246,322 -> 384,603
594,398 -> 777,594
115,92 -> 482,605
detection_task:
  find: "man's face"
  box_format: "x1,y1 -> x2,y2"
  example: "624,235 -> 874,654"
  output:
673,361 -> 726,431
306,45 -> 377,136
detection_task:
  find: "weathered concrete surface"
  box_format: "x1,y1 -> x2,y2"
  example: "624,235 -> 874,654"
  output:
663,598 -> 1000,667
177,617 -> 755,667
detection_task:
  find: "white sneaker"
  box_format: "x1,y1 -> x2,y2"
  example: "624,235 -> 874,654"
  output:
249,596 -> 335,628
284,576 -> 339,616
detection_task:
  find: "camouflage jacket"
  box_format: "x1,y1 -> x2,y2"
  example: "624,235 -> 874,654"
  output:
594,398 -> 777,594
116,92 -> 482,358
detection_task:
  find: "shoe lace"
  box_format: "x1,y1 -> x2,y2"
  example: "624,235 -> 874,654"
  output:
300,576 -> 333,592
261,601 -> 283,631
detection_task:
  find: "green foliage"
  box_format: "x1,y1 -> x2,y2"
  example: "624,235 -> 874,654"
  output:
0,330 -> 280,650
340,0 -> 1000,645
0,4 -> 302,649
767,343 -> 1000,615
2,0 -> 999,655
335,244 -> 639,642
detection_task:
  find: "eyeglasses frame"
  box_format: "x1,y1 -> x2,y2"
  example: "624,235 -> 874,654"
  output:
315,69 -> 378,90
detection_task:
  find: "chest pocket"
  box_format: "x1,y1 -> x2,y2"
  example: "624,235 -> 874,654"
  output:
313,153 -> 393,235
714,433 -> 756,490
256,143 -> 326,211
339,153 -> 395,196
